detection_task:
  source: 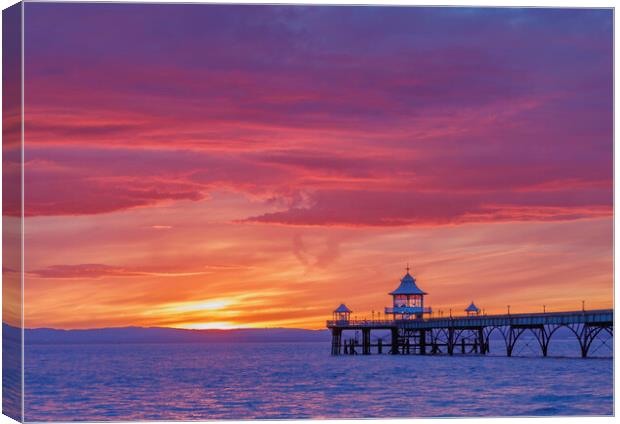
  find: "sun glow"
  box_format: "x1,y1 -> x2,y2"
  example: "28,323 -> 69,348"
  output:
175,321 -> 243,330
162,299 -> 234,313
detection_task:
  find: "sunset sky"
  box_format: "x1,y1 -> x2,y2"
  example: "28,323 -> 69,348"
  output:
9,4 -> 613,329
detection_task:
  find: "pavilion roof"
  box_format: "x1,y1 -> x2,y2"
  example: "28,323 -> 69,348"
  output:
389,272 -> 427,296
465,301 -> 480,312
334,303 -> 352,313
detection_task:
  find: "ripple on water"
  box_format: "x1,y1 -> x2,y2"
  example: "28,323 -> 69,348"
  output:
24,342 -> 613,421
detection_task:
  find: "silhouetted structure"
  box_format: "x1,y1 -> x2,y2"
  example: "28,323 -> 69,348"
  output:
328,267 -> 613,358
332,304 -> 352,322
465,301 -> 480,316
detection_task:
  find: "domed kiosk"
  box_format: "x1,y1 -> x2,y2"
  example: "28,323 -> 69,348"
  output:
465,301 -> 480,316
332,304 -> 352,322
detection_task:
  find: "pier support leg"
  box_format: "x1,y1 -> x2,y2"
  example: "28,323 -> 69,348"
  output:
391,328 -> 399,355
532,326 -> 551,357
478,328 -> 485,355
567,323 -> 597,359
448,327 -> 454,356
579,325 -> 589,358
378,338 -> 383,354
331,329 -> 342,356
506,327 -> 525,357
419,330 -> 426,355
362,329 -> 371,355
572,325 -> 604,359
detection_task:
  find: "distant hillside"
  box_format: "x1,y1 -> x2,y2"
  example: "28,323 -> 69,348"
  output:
4,322 -> 581,345
3,324 -> 330,345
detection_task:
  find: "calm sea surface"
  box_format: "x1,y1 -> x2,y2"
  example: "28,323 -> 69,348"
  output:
24,339 -> 613,421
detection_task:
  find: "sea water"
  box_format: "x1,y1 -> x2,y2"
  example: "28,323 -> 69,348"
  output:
23,338 -> 613,421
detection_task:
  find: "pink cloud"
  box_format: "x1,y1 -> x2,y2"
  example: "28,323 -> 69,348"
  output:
12,139 -> 611,226
244,189 -> 611,227
30,263 -> 211,279
24,172 -> 204,217
15,7 -> 611,227
30,264 -> 144,279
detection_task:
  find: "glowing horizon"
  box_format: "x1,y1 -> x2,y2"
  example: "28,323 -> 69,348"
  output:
7,4 -> 612,330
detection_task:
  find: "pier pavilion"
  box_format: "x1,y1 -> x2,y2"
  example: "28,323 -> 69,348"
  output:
332,304 -> 352,322
327,267 -> 613,358
384,266 -> 431,320
465,302 -> 480,316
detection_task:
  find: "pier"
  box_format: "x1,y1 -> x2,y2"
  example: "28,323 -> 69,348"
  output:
327,267 -> 613,358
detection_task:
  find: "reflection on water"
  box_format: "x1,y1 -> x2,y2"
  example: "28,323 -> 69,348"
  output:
25,341 -> 612,421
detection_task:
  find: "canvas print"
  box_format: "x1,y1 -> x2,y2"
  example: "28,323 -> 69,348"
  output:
2,2 -> 614,421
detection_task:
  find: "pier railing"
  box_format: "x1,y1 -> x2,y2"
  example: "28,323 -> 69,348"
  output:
384,306 -> 432,315
326,319 -> 396,328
